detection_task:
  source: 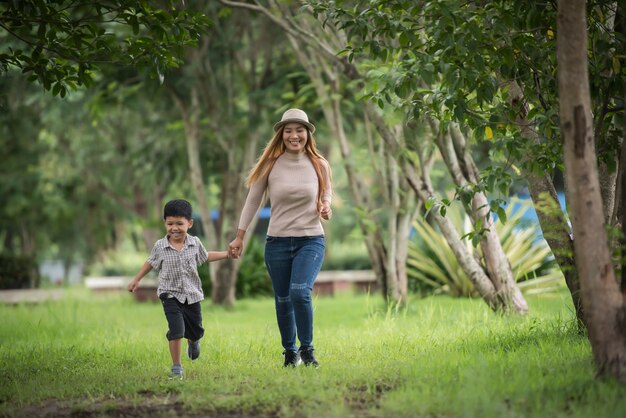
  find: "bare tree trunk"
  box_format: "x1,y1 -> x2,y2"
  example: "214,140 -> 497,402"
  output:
404,163 -> 501,309
285,31 -> 412,303
429,117 -> 528,313
217,0 -> 411,302
558,0 -> 626,382
504,80 -> 586,326
171,86 -> 217,275
368,106 -> 505,310
218,0 -> 521,311
211,134 -> 262,305
449,124 -> 528,312
143,184 -> 165,251
612,5 -> 625,286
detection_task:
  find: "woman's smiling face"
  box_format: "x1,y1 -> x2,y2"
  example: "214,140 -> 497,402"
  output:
282,123 -> 308,154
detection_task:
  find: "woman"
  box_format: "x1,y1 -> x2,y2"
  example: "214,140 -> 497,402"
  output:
229,108 -> 333,368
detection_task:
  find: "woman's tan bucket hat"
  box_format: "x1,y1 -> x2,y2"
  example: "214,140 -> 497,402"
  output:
273,108 -> 315,133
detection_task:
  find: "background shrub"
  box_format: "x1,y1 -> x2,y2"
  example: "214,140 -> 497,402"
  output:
323,239 -> 371,270
407,199 -> 564,297
235,237 -> 273,298
200,237 -> 273,299
0,255 -> 39,289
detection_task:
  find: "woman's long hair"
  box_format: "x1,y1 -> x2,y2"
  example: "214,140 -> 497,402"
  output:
246,125 -> 331,210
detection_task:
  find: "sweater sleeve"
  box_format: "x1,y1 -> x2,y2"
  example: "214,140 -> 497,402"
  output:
321,159 -> 333,204
237,175 -> 268,231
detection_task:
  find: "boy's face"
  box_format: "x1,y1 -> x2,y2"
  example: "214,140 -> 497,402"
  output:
164,216 -> 193,241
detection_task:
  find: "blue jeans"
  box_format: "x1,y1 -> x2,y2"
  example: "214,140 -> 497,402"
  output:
264,235 -> 325,352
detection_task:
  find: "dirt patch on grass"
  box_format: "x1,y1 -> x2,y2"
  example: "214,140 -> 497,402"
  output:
7,385 -> 386,418
9,393 -> 268,418
344,381 -> 393,417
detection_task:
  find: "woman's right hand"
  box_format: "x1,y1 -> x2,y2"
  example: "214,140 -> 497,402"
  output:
229,237 -> 244,259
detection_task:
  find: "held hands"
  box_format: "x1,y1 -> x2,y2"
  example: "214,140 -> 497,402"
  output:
228,237 -> 243,259
320,202 -> 332,220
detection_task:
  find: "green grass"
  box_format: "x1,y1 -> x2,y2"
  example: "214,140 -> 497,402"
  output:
1,290 -> 624,417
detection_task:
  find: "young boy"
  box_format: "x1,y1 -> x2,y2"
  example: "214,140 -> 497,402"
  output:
128,199 -> 230,380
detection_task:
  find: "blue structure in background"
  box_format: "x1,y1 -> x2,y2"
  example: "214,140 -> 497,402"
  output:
202,196 -> 568,241
191,207 -> 272,238
209,207 -> 271,221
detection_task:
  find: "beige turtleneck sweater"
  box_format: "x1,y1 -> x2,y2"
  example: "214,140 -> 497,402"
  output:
238,152 -> 332,237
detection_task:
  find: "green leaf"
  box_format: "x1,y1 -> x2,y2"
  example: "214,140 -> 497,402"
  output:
612,56 -> 621,75
498,181 -> 509,196
471,234 -> 480,247
497,206 -> 507,223
52,81 -> 61,96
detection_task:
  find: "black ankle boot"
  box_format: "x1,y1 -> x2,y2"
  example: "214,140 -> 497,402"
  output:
299,347 -> 319,368
283,350 -> 301,367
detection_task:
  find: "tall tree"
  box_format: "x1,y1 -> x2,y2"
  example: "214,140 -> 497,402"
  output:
558,0 -> 625,382
220,0 -> 531,311
310,0 -> 625,318
219,0 -> 424,304
166,2 -> 298,305
0,70 -> 176,274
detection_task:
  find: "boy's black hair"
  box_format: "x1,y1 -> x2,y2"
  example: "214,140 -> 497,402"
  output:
163,199 -> 193,220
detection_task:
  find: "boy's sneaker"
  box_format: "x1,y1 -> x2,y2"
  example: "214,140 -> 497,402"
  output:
299,347 -> 319,368
187,340 -> 200,360
283,350 -> 302,368
169,364 -> 183,380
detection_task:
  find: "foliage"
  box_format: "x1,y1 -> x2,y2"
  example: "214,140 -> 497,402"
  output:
0,0 -> 210,95
323,238 -> 372,270
310,0 -> 624,198
408,198 -> 564,296
0,1 -> 312,299
0,57 -> 200,267
235,237 -> 273,299
1,291 -> 624,417
198,238 -> 273,299
0,73 -> 93,264
89,245 -> 148,277
0,254 -> 39,289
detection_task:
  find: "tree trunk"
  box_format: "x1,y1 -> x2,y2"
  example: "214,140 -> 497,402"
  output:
621,65 -> 626,297
171,86 -> 218,283
449,124 -> 528,313
368,107 -> 508,311
558,0 -> 626,382
286,32 -> 414,304
472,190 -> 528,312
404,163 -> 501,310
504,80 -> 586,327
220,0 -> 419,304
429,118 -> 527,313
211,137 -> 261,306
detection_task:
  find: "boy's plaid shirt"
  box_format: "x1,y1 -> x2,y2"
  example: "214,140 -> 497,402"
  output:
147,234 -> 208,304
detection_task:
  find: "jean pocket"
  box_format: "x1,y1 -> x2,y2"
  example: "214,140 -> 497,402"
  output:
265,236 -> 277,244
307,236 -> 325,248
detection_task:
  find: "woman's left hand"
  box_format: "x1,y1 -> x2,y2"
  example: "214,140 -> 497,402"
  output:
320,202 -> 332,220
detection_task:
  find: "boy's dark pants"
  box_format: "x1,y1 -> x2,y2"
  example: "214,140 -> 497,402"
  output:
160,294 -> 204,342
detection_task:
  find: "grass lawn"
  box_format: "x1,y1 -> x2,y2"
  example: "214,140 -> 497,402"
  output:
0,289 -> 624,417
